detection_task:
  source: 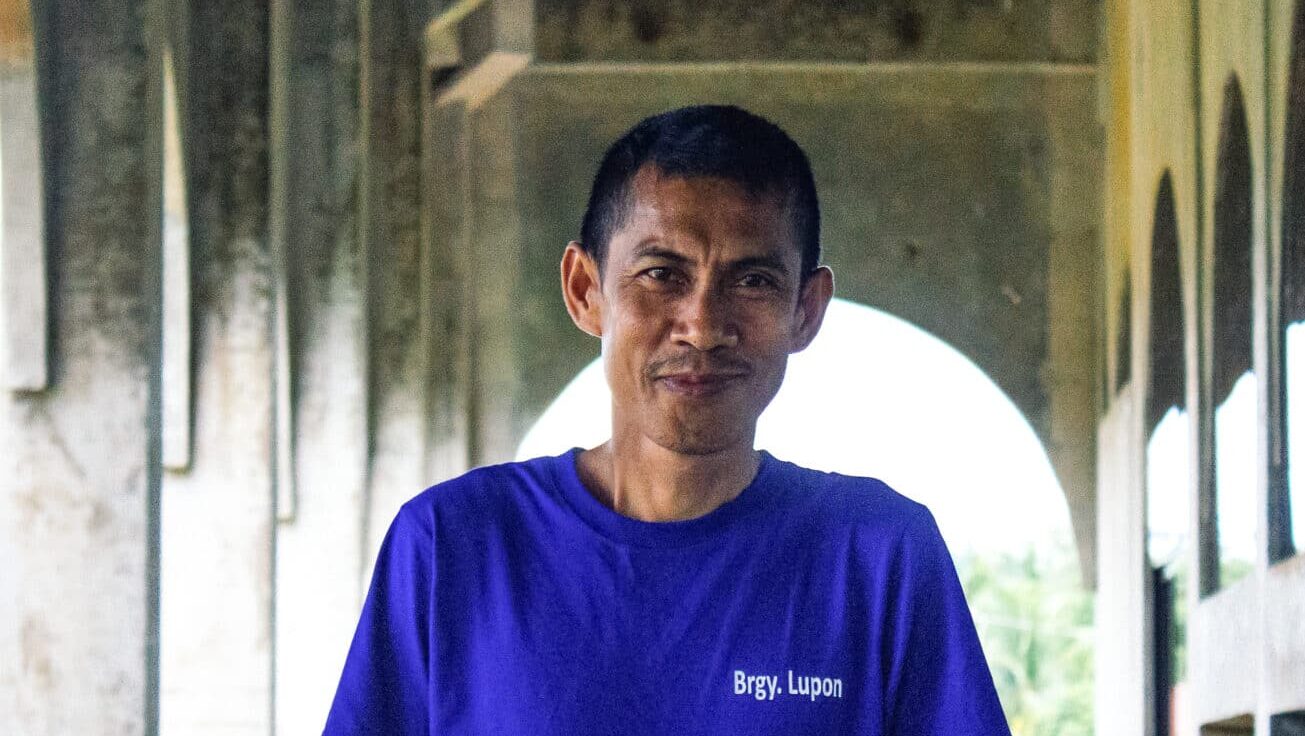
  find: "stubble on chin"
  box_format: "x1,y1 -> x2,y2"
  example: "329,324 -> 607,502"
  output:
649,407 -> 744,456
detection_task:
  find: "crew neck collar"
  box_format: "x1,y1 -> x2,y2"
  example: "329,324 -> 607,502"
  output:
547,446 -> 784,549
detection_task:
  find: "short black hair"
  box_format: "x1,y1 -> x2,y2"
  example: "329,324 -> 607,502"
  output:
577,104 -> 821,279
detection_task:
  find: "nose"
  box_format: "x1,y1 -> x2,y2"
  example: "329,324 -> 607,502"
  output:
672,282 -> 739,352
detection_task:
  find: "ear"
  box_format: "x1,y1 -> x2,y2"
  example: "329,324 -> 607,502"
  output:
789,265 -> 834,353
561,241 -> 604,338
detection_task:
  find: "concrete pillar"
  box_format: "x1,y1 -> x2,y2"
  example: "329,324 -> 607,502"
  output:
1095,385 -> 1150,736
461,56 -> 528,466
422,84 -> 474,482
359,0 -> 433,566
1043,67 -> 1104,586
271,0 -> 372,732
0,1 -> 164,733
158,1 -> 274,732
421,44 -> 532,472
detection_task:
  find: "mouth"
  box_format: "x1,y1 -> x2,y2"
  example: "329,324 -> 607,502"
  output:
656,372 -> 746,398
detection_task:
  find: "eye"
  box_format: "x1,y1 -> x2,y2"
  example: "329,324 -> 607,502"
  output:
640,266 -> 682,285
737,272 -> 776,289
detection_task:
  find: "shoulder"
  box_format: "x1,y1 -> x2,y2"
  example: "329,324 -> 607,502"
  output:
772,456 -> 936,540
395,453 -> 561,529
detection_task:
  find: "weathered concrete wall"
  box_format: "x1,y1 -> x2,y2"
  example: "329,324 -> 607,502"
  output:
0,1 -> 162,734
535,0 -> 1098,63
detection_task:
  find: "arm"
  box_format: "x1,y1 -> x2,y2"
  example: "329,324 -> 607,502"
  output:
881,506 -> 1011,736
323,503 -> 433,735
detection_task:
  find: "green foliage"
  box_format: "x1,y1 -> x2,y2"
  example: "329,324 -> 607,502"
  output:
954,536 -> 1095,736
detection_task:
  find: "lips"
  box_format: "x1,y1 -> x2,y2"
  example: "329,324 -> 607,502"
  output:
657,372 -> 745,397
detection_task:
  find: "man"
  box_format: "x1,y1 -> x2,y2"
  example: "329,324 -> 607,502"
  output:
324,104 -> 1011,734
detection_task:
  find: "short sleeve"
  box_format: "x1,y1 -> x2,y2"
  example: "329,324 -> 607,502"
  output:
881,506 -> 1011,736
323,502 -> 433,735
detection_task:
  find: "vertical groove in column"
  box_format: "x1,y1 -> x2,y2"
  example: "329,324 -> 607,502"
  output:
160,43 -> 191,473
269,0 -> 294,528
0,0 -> 47,391
144,1 -> 167,732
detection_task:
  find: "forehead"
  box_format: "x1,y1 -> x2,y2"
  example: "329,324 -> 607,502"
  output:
612,166 -> 799,261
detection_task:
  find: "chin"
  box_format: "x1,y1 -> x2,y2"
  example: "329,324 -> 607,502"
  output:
652,420 -> 748,456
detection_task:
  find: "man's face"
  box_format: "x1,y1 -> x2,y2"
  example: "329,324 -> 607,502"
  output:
562,165 -> 833,455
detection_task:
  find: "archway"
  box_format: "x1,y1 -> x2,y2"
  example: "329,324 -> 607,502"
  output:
519,298 -> 1093,733
1210,76 -> 1255,592
1145,171 -> 1188,736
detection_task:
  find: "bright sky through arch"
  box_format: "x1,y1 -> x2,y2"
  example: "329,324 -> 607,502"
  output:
517,298 -> 1073,558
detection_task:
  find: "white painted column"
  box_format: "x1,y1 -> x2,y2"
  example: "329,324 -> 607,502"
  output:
158,3 -> 275,732
271,0 -> 372,731
1096,384 -> 1151,736
0,0 -> 164,733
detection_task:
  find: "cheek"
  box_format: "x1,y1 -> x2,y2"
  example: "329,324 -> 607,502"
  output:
741,305 -> 798,351
603,313 -> 660,386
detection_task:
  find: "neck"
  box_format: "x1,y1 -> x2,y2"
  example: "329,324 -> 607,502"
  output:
576,430 -> 761,523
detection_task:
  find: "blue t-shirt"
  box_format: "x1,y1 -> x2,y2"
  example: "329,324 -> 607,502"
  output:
323,448 -> 1011,735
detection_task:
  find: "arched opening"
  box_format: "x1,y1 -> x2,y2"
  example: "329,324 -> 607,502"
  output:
1145,172 -> 1189,736
1277,0 -> 1305,564
520,298 -> 1094,733
1210,77 -> 1256,592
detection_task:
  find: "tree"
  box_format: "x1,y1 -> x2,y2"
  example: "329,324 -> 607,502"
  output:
955,536 -> 1095,736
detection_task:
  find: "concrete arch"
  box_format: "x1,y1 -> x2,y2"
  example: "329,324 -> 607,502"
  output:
1143,169 -> 1187,736
1208,74 -> 1256,595
1212,76 -> 1254,409
518,297 -> 1076,559
431,63 -> 1101,579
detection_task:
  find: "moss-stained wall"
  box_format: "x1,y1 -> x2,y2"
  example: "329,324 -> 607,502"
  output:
536,0 -> 1098,62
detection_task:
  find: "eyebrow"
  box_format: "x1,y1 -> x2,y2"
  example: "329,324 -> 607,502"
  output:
630,243 -> 690,264
731,254 -> 793,276
630,243 -> 794,276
